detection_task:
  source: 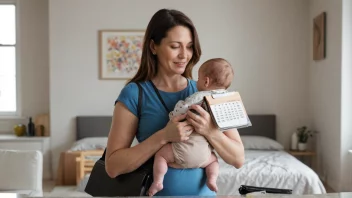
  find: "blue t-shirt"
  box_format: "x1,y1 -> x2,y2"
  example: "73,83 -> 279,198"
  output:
116,79 -> 216,196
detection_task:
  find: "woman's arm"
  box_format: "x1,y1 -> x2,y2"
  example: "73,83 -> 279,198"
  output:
106,102 -> 193,178
204,129 -> 244,168
105,102 -> 166,178
186,105 -> 245,168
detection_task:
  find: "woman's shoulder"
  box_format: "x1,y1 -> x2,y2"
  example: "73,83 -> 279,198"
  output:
188,79 -> 197,90
115,82 -> 145,116
119,82 -> 139,97
121,81 -> 150,92
188,79 -> 197,85
118,81 -> 152,100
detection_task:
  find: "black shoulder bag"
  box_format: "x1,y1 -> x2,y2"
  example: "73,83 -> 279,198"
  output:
85,82 -> 154,197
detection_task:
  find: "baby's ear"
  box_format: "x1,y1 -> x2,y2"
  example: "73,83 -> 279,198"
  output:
204,77 -> 210,87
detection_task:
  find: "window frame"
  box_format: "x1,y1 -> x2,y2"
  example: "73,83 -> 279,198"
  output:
0,0 -> 21,117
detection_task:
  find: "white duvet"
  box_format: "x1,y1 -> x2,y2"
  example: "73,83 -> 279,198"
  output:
217,150 -> 326,195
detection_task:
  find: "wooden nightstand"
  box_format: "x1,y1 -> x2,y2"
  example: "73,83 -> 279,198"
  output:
287,150 -> 316,156
286,150 -> 316,169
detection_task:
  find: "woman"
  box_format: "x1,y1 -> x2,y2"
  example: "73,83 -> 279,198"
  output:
105,8 -> 245,196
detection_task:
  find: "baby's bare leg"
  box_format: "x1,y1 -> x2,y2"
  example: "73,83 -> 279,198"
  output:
201,152 -> 219,192
148,144 -> 175,196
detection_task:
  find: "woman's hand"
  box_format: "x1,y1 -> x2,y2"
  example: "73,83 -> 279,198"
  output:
163,113 -> 194,143
186,104 -> 219,137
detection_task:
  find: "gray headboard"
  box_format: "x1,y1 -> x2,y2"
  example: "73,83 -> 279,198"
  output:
76,114 -> 276,140
238,114 -> 276,140
76,116 -> 112,140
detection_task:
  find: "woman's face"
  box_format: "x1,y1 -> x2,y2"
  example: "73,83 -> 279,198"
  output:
152,25 -> 194,75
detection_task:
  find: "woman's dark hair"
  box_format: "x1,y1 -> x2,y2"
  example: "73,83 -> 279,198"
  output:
128,9 -> 201,84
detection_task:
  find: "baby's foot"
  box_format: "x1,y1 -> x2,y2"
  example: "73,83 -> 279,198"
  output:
148,182 -> 163,196
207,177 -> 218,192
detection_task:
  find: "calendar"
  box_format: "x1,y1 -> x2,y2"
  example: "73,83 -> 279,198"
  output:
204,92 -> 251,130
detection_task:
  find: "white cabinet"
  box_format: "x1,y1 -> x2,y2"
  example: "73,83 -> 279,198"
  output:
0,135 -> 51,179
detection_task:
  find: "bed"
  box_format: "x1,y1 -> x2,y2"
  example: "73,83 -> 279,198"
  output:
217,115 -> 326,195
56,116 -> 110,186
58,115 -> 326,195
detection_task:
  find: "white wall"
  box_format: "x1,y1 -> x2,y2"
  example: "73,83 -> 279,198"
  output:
0,0 -> 49,133
309,0 -> 343,191
341,0 -> 352,191
49,0 -> 310,178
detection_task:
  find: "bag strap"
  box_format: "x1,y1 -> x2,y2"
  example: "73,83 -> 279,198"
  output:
136,82 -> 143,119
149,80 -> 170,113
101,82 -> 143,160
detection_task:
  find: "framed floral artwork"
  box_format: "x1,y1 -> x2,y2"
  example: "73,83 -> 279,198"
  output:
99,30 -> 144,79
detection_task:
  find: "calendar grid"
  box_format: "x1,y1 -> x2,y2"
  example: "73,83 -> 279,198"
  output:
209,101 -> 248,130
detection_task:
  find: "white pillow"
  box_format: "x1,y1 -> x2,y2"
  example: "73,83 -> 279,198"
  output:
241,135 -> 284,150
69,137 -> 108,151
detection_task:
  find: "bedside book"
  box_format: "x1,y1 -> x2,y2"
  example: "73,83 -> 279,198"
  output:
203,91 -> 251,130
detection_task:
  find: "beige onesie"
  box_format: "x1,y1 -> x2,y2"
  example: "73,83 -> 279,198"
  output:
169,89 -> 227,168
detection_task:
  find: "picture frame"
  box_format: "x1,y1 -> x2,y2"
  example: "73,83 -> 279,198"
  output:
99,30 -> 144,79
313,12 -> 326,61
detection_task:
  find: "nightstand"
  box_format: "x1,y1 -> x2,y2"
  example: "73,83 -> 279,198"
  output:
287,150 -> 316,169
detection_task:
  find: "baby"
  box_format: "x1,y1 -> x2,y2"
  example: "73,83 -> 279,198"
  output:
148,58 -> 234,196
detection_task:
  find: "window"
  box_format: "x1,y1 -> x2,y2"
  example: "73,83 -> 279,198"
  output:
0,3 -> 17,116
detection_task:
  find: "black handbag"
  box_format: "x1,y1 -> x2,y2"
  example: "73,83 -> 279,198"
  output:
238,185 -> 292,195
85,82 -> 154,197
85,150 -> 154,196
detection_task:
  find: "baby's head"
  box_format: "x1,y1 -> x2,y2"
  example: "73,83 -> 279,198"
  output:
197,58 -> 234,91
